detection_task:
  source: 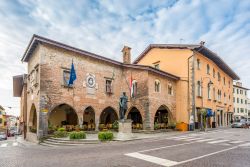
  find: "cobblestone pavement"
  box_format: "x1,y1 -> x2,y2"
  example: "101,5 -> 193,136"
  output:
0,128 -> 250,167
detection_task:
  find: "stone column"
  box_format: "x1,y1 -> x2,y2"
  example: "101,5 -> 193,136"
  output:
95,112 -> 100,131
144,101 -> 151,130
38,110 -> 48,139
78,115 -> 83,128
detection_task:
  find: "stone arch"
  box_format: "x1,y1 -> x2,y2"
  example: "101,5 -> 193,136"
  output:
83,106 -> 95,131
153,105 -> 173,129
48,103 -> 78,128
99,106 -> 118,125
125,104 -> 145,119
28,104 -> 37,133
127,107 -> 143,130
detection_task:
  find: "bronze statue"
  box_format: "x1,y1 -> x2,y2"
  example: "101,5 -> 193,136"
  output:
119,92 -> 128,121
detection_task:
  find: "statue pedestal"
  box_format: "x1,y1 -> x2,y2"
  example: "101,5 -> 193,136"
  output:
116,119 -> 133,140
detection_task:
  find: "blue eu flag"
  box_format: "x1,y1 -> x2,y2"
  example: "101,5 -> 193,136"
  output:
68,61 -> 76,86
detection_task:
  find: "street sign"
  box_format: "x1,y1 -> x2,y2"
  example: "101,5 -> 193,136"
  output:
41,109 -> 48,113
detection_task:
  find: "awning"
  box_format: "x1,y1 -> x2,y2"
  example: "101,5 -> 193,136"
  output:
206,109 -> 214,117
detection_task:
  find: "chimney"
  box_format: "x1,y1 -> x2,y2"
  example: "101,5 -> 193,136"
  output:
200,41 -> 205,46
122,46 -> 131,64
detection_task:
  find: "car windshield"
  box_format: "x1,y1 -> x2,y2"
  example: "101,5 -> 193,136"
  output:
240,119 -> 246,123
0,132 -> 5,135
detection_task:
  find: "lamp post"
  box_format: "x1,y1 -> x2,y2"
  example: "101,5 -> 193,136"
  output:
201,77 -> 213,131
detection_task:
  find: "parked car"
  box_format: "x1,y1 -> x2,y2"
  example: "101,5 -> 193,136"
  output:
231,119 -> 247,128
8,130 -> 15,137
0,132 -> 7,140
15,129 -> 22,135
246,121 -> 250,126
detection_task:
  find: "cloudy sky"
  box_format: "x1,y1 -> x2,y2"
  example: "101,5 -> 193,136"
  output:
0,0 -> 250,116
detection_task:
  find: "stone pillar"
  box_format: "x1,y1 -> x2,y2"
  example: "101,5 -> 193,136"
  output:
223,112 -> 227,126
95,119 -> 99,131
78,115 -> 83,128
226,113 -> 229,126
38,110 -> 48,139
144,102 -> 151,130
95,112 -> 100,131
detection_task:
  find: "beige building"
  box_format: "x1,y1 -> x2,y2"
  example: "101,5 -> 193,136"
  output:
134,42 -> 240,128
233,82 -> 249,120
248,98 -> 250,119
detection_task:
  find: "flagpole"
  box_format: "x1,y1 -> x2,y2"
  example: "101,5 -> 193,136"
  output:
72,59 -> 75,109
122,70 -> 131,94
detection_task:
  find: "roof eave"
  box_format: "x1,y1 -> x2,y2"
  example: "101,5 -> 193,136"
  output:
21,34 -> 122,66
134,44 -> 240,80
233,85 -> 249,90
194,46 -> 240,80
122,64 -> 180,80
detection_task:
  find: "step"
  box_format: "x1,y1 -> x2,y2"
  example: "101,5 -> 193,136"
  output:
42,140 -> 91,146
49,137 -> 98,142
39,142 -> 59,147
46,138 -> 99,144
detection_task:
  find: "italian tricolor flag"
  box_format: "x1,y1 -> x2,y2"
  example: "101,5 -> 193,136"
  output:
130,73 -> 134,98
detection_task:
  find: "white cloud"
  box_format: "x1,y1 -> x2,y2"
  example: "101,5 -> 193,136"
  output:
0,0 -> 250,116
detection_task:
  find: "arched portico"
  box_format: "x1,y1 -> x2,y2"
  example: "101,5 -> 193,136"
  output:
48,103 -> 78,131
28,104 -> 37,133
83,106 -> 95,131
99,107 -> 118,130
154,105 -> 173,129
127,107 -> 143,130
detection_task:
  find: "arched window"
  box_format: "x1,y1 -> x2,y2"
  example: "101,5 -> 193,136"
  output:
197,59 -> 201,70
224,93 -> 226,103
155,80 -> 160,92
207,64 -> 210,74
218,72 -> 221,81
217,90 -> 220,101
207,83 -> 211,99
131,80 -> 137,98
197,81 -> 202,96
168,83 -> 173,95
213,88 -> 216,100
218,90 -> 221,101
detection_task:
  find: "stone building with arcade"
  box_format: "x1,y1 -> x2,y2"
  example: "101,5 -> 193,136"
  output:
13,35 -> 178,142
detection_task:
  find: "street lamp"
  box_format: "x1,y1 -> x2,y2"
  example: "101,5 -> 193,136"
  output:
200,77 -> 213,131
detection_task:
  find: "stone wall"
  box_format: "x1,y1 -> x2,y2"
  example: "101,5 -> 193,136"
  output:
26,45 -> 42,138
25,43 -> 177,137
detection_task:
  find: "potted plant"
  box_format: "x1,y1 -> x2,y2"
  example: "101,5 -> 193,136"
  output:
112,121 -> 119,131
154,122 -> 159,130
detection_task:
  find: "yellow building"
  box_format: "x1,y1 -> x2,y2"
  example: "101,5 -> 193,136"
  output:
0,105 -> 7,131
134,42 -> 240,129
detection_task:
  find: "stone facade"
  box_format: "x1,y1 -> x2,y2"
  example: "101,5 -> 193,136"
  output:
233,82 -> 249,120
15,35 -> 178,141
134,44 -> 240,129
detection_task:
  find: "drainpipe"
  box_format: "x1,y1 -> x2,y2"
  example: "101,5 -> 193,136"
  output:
187,52 -> 195,130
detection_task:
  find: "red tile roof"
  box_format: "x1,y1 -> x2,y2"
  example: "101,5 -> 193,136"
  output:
133,44 -> 240,80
